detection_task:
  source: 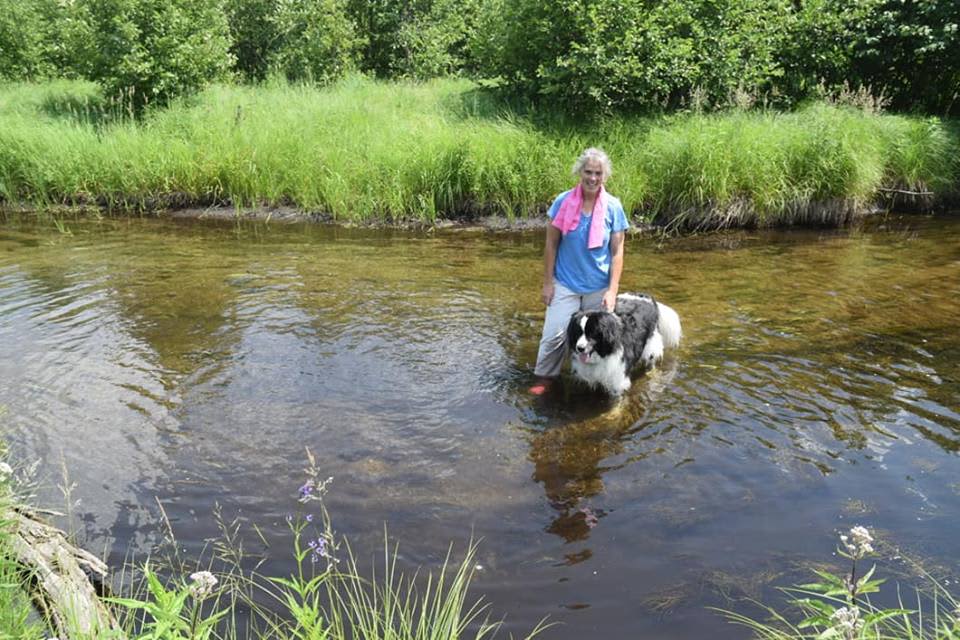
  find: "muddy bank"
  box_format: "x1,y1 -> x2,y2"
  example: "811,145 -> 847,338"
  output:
164,204 -> 559,232
3,195 -> 948,233
0,200 -> 859,234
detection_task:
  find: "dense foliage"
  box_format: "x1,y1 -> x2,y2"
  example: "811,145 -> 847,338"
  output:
225,0 -> 280,82
0,0 -> 957,115
346,0 -> 482,79
73,0 -> 234,113
470,0 -> 960,114
472,0 -> 794,113
271,0 -> 363,84
853,0 -> 960,114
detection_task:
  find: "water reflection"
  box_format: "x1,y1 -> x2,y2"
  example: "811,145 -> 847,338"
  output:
527,359 -> 681,546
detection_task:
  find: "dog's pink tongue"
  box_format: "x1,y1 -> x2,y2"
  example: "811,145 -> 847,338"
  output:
578,353 -> 589,363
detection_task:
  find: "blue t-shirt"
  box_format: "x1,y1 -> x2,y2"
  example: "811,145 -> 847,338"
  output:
548,189 -> 630,293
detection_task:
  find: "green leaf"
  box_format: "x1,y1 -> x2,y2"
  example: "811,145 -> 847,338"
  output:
103,596 -> 150,610
863,608 -> 913,626
268,576 -> 301,590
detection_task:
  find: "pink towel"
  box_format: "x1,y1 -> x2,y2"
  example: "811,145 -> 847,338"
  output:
551,184 -> 606,248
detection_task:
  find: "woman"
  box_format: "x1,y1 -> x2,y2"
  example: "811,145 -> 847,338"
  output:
529,147 -> 629,395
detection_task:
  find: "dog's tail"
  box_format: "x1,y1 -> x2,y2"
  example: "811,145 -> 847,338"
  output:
656,302 -> 682,349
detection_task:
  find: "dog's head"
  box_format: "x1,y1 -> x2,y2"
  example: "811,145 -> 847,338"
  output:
566,310 -> 622,364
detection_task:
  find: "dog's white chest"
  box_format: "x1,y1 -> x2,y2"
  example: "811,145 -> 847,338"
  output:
571,347 -> 631,395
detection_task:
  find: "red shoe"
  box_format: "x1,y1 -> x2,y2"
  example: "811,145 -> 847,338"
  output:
528,378 -> 554,395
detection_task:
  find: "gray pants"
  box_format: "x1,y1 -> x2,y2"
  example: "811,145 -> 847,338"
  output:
534,281 -> 606,378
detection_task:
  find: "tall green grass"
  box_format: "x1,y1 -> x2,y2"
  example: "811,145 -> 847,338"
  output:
0,77 -> 957,227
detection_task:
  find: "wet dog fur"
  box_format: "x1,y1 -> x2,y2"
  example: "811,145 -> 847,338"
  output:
566,293 -> 682,396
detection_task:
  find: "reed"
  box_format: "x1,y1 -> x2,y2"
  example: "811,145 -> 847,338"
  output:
0,77 -> 957,227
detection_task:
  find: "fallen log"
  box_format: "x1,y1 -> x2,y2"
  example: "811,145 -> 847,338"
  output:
877,187 -> 935,196
6,504 -> 124,639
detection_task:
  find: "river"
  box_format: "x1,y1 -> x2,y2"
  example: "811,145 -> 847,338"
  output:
1,212 -> 958,638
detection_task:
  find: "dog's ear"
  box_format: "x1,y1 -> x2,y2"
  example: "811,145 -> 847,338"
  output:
566,311 -> 584,348
593,312 -> 622,356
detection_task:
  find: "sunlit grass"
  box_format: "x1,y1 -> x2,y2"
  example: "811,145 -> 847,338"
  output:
0,77 -> 957,227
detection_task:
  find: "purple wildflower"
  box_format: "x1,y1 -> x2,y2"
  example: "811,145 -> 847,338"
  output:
298,482 -> 314,502
307,537 -> 330,563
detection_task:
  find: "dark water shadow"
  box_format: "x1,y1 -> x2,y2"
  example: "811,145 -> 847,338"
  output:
523,358 -> 681,548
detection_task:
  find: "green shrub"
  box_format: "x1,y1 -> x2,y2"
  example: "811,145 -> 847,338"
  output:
853,0 -> 960,115
271,0 -> 363,85
345,0 -> 405,77
226,0 -> 363,86
472,0 -> 794,114
0,0 -> 50,80
226,0 -> 281,83
346,0 -> 481,80
777,0 -> 875,100
0,0 -> 90,81
394,0 -> 482,79
77,0 -> 234,113
470,0 -> 960,117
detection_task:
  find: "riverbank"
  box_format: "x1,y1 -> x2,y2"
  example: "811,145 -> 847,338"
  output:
1,77 -> 958,229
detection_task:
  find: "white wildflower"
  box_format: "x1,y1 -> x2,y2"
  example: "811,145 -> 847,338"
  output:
840,525 -> 875,559
831,606 -> 863,639
188,570 -> 218,600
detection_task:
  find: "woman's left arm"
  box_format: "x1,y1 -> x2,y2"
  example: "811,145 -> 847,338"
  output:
603,231 -> 625,310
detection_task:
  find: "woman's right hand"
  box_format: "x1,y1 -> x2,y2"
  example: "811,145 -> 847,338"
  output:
541,281 -> 555,306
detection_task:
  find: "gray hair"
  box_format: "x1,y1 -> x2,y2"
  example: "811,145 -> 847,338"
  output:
572,147 -> 612,179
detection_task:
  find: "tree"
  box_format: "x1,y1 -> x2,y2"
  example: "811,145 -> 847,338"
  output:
346,0 -> 480,79
471,0 -> 794,113
395,0 -> 481,79
271,0 -> 363,84
226,0 -> 281,82
854,0 -> 960,114
79,0 -> 234,113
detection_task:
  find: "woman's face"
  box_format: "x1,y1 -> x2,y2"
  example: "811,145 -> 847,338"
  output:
579,159 -> 605,196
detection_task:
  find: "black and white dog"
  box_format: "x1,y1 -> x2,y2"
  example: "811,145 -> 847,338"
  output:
566,293 -> 682,396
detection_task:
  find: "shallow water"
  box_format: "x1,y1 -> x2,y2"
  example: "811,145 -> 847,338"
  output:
1,212 -> 959,638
